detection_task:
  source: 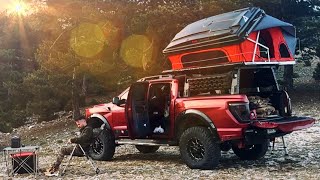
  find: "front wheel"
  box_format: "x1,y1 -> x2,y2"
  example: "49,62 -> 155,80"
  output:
89,129 -> 115,161
179,127 -> 221,170
232,139 -> 269,160
135,145 -> 160,153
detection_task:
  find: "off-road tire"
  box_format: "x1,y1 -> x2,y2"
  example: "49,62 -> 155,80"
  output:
89,129 -> 115,161
232,139 -> 269,160
179,127 -> 221,170
135,145 -> 160,153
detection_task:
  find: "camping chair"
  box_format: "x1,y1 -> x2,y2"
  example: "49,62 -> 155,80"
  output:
60,144 -> 100,176
60,124 -> 106,176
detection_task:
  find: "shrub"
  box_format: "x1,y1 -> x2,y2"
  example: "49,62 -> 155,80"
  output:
89,98 -> 99,105
315,45 -> 320,58
26,99 -> 61,122
293,72 -> 300,78
313,63 -> 320,80
304,60 -> 311,66
0,110 -> 27,133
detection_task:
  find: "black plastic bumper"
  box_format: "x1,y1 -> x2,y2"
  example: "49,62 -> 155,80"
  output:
244,128 -> 288,145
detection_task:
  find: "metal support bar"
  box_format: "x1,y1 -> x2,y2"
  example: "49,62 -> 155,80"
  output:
251,31 -> 260,62
281,136 -> 289,156
78,145 -> 100,174
269,137 -> 289,156
61,144 -> 100,176
270,139 -> 275,154
2,146 -> 39,178
61,145 -> 77,175
247,31 -> 271,63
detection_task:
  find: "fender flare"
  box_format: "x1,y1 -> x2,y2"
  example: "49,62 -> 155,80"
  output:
175,109 -> 216,131
89,113 -> 111,130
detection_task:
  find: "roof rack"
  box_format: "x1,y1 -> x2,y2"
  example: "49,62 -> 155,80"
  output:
162,63 -> 242,74
138,74 -> 174,82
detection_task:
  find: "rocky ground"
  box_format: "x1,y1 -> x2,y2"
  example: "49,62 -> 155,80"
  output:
0,59 -> 319,180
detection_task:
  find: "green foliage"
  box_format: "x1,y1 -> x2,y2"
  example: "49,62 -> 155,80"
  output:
293,72 -> 300,78
0,0 -> 318,131
316,45 -> 320,58
294,16 -> 320,48
22,70 -> 72,120
313,63 -> 320,80
304,60 -> 312,67
0,110 -> 27,133
88,98 -> 99,106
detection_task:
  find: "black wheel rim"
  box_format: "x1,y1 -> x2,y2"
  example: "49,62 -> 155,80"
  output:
244,145 -> 255,150
187,138 -> 205,161
91,138 -> 103,155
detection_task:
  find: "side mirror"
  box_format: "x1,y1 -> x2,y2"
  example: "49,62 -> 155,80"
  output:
112,97 -> 120,106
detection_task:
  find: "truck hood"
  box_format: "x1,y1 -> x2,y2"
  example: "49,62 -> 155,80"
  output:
88,102 -> 113,114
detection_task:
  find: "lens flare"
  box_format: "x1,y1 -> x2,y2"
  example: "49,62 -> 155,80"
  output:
70,23 -> 106,58
120,35 -> 153,68
98,21 -> 119,48
7,0 -> 29,16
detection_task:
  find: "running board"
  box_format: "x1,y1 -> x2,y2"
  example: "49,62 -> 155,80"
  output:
116,139 -> 176,146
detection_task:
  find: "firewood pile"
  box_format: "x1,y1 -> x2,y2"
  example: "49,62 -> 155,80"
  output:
248,96 -> 278,118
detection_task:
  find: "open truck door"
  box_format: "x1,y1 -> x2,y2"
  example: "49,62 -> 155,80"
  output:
125,82 -> 151,139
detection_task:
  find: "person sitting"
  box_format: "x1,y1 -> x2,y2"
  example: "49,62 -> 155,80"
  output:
46,115 -> 93,175
150,85 -> 170,134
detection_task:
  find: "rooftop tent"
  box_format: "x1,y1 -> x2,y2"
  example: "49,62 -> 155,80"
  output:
163,7 -> 297,70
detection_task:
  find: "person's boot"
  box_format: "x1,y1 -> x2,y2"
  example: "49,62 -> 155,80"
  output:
45,165 -> 59,176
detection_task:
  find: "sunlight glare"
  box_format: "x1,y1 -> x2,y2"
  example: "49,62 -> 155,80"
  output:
120,35 -> 153,69
8,0 -> 29,16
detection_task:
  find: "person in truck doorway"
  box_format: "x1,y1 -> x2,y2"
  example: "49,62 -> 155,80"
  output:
150,84 -> 170,134
46,115 -> 93,175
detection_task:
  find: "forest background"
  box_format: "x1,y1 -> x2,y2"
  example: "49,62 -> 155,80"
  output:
0,0 -> 319,132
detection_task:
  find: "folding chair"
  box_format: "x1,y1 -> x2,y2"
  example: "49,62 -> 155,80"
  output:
60,144 -> 100,176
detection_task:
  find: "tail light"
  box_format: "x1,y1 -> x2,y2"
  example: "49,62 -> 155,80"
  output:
229,102 -> 250,123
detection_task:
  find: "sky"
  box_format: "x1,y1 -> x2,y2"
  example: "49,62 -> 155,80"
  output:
0,0 -> 12,11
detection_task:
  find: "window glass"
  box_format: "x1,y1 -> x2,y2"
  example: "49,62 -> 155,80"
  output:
258,30 -> 275,58
118,88 -> 129,100
279,43 -> 291,58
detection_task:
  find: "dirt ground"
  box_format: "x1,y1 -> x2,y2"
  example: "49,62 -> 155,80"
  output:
0,60 -> 319,180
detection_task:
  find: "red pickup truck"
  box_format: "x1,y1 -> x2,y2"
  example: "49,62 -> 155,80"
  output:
85,65 -> 315,169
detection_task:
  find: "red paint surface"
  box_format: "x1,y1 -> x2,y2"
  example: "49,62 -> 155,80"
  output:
168,27 -> 294,70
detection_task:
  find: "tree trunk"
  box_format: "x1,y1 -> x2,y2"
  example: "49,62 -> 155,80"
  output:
72,67 -> 80,119
81,74 -> 87,96
284,65 -> 294,90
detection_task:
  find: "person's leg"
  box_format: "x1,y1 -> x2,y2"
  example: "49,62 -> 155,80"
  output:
52,146 -> 74,170
160,116 -> 167,131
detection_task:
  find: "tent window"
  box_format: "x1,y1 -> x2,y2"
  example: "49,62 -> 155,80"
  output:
258,30 -> 275,58
181,50 -> 228,68
279,43 -> 290,58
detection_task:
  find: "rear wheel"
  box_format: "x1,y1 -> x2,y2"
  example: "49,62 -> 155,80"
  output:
89,129 -> 115,161
232,139 -> 269,160
179,127 -> 221,170
135,145 -> 160,153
